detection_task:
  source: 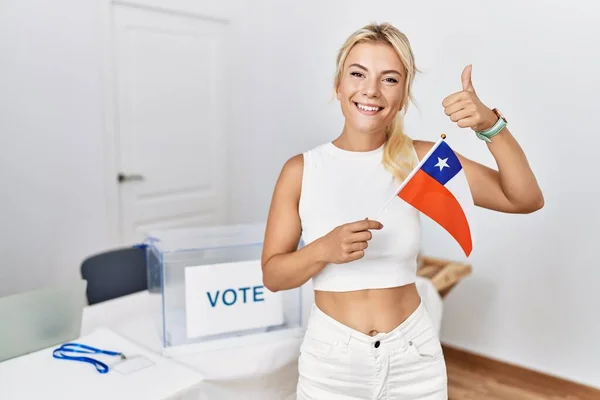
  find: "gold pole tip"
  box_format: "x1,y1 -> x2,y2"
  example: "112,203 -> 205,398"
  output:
441,133 -> 447,139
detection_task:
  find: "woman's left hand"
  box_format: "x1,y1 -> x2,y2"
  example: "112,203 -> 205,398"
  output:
442,65 -> 498,132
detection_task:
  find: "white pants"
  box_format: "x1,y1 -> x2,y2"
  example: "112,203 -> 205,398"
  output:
296,300 -> 448,400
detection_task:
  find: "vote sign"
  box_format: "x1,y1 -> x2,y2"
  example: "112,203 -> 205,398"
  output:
184,259 -> 284,338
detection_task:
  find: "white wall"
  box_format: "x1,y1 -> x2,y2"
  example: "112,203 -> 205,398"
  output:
1,0 -> 599,390
228,0 -> 600,389
0,0 -> 111,295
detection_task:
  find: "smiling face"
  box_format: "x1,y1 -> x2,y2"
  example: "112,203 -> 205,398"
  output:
336,42 -> 407,138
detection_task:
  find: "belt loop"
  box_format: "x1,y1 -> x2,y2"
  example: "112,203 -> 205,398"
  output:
391,325 -> 404,348
343,330 -> 352,350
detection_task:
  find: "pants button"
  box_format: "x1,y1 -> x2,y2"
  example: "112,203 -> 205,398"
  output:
374,341 -> 380,348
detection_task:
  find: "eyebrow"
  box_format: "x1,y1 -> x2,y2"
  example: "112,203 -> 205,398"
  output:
348,63 -> 402,76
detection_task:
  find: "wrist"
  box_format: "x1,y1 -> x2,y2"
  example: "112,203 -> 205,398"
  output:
475,108 -> 507,143
476,109 -> 498,132
309,238 -> 330,265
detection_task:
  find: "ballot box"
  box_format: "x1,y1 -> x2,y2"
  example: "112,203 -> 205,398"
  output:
144,223 -> 304,355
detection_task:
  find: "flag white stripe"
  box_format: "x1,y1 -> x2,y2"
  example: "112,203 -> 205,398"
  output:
444,169 -> 476,248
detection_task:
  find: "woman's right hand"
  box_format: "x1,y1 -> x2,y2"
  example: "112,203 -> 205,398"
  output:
316,219 -> 383,264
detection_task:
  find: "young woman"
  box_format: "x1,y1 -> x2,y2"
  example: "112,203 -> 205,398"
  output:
261,22 -> 543,399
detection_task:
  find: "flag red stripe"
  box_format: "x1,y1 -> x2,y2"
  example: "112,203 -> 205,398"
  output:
398,169 -> 472,256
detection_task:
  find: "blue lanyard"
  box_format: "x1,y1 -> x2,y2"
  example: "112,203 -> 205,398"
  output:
53,343 -> 125,374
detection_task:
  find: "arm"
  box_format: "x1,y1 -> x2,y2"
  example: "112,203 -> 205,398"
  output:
421,64 -> 544,214
414,128 -> 543,214
261,155 -> 328,292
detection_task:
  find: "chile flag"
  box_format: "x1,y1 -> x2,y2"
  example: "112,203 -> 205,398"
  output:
396,137 -> 474,257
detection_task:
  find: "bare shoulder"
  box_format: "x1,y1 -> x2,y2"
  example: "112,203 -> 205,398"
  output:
282,153 -> 304,174
412,139 -> 436,161
279,154 -> 303,184
273,153 -> 304,199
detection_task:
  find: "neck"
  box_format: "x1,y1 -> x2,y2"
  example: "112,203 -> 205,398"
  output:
334,124 -> 387,152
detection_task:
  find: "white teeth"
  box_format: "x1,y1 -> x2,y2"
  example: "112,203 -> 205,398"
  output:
357,103 -> 381,112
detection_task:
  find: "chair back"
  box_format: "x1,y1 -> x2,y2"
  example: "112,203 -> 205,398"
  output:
81,247 -> 147,305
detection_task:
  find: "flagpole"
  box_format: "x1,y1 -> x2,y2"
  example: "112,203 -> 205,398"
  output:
373,134 -> 447,220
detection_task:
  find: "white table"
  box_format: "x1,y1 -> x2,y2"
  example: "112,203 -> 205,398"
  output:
0,327 -> 205,400
81,291 -> 302,399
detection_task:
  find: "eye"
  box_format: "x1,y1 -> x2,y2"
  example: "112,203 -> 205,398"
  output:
350,71 -> 364,78
384,77 -> 399,84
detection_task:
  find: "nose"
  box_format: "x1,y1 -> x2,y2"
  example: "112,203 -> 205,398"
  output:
362,77 -> 380,98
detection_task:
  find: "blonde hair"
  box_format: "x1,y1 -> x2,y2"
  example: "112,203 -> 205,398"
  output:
334,22 -> 420,182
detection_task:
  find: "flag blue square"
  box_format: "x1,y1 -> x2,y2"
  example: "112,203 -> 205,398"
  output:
420,141 -> 462,185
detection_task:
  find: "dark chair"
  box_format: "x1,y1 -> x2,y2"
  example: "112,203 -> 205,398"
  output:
80,246 -> 147,305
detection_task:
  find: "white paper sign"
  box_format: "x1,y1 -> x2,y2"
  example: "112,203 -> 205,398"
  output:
184,260 -> 284,338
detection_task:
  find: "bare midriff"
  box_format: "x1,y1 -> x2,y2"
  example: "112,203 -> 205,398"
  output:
314,283 -> 421,336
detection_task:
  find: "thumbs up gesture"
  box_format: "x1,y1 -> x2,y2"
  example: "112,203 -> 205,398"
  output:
442,65 -> 498,132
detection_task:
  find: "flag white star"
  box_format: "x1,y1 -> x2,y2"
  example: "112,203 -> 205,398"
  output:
434,157 -> 449,171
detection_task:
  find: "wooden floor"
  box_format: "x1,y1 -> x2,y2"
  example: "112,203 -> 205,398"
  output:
443,345 -> 600,400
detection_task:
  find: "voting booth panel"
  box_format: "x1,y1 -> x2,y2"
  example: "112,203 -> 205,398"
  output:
145,223 -> 304,355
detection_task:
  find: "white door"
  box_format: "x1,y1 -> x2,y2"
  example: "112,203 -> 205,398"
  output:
111,3 -> 231,243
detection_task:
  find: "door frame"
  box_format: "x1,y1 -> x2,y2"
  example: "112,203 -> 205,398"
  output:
99,0 -> 237,246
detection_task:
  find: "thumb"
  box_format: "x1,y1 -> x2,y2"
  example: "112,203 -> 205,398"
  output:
461,64 -> 475,93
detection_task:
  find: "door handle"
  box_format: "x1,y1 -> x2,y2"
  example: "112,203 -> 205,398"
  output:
118,173 -> 145,183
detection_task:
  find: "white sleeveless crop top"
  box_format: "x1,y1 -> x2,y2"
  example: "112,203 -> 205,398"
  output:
299,142 -> 421,292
